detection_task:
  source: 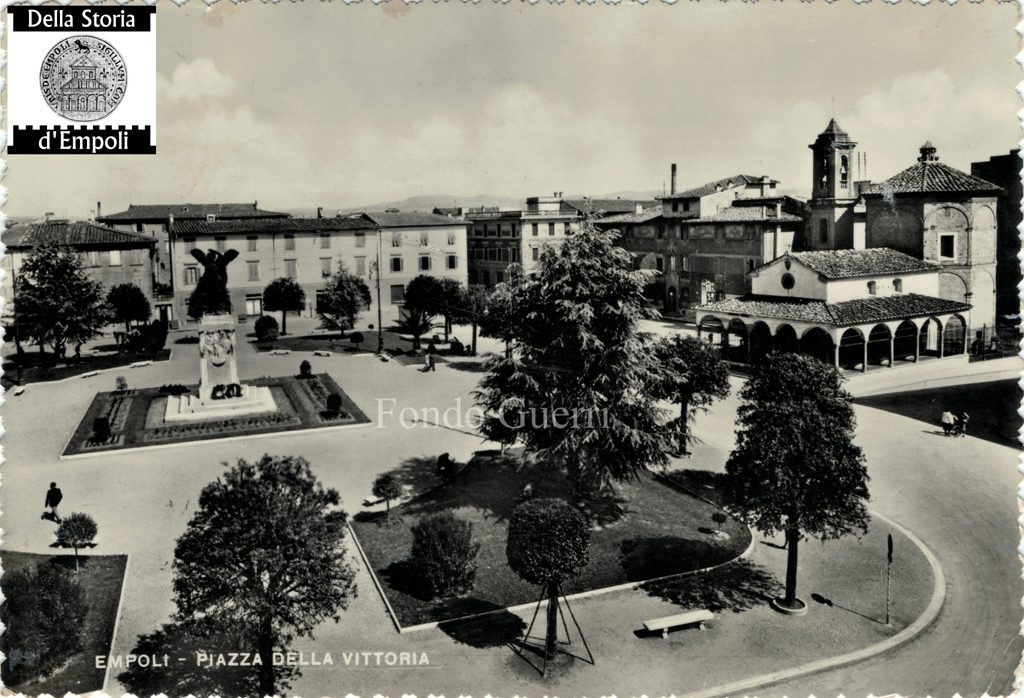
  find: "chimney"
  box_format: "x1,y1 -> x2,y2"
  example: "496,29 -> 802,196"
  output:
96,201 -> 102,220
317,206 -> 323,219
670,163 -> 677,195
44,211 -> 54,222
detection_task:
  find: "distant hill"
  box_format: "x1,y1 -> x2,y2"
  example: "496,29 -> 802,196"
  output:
286,190 -> 665,217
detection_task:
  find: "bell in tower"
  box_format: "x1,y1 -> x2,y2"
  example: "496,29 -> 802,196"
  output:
809,118 -> 858,201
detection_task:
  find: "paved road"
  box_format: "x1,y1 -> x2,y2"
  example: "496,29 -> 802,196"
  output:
755,398 -> 1023,697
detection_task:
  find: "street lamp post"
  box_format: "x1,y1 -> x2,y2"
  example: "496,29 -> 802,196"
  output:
374,227 -> 384,354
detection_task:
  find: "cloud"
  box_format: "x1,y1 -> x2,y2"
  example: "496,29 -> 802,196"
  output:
157,57 -> 236,104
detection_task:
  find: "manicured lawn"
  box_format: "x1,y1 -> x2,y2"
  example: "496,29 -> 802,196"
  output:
1,349 -> 171,387
856,379 -> 1022,447
253,330 -> 456,366
63,373 -> 370,456
1,552 -> 128,695
350,452 -> 751,627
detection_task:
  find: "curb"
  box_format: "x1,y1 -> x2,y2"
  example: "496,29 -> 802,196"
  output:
684,508 -> 946,698
346,521 -> 403,634
101,553 -> 131,695
4,353 -> 173,388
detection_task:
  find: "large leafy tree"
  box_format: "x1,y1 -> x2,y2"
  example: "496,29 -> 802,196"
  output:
107,282 -> 151,333
451,284 -> 490,355
401,275 -> 443,350
479,264 -> 525,359
725,353 -> 869,613
651,335 -> 731,455
317,265 -> 371,333
506,498 -> 590,661
262,277 -> 306,336
172,455 -> 357,696
16,243 -> 109,358
474,223 -> 668,495
434,278 -> 463,343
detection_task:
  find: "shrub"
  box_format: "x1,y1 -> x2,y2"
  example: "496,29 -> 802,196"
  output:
1,562 -> 88,686
299,359 -> 312,379
711,511 -> 728,527
57,513 -> 99,572
92,416 -> 111,443
255,315 -> 279,342
115,375 -> 128,392
349,331 -> 365,351
159,384 -> 190,395
411,512 -> 480,598
325,393 -> 343,416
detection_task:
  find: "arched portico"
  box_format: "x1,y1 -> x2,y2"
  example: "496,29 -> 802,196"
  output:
800,327 -> 835,366
943,314 -> 967,355
867,324 -> 893,367
839,328 -> 866,372
918,317 -> 943,358
749,321 -> 772,364
893,320 -> 919,363
697,315 -> 726,347
775,324 -> 798,354
726,319 -> 749,362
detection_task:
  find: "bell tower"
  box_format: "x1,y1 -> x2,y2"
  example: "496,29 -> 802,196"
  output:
806,118 -> 862,250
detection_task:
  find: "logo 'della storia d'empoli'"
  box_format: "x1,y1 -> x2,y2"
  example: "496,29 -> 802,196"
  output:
39,35 -> 127,122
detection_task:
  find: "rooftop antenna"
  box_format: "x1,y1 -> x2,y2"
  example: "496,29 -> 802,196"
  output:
830,95 -> 834,118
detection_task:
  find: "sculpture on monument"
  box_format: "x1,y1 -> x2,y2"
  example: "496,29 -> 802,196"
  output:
164,247 -> 276,421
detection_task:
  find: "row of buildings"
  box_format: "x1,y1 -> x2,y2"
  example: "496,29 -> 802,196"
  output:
2,120 -> 1019,361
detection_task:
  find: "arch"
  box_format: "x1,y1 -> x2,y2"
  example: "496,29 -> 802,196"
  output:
749,321 -> 772,364
893,319 -> 919,362
918,316 -> 943,357
666,286 -> 678,313
698,315 -> 725,346
939,271 -> 969,304
800,327 -> 834,365
726,318 -> 749,362
774,324 -> 798,354
838,327 -> 866,371
943,314 -> 967,355
867,324 -> 893,366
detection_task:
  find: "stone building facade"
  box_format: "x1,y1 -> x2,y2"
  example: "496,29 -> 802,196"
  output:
971,149 -> 1022,319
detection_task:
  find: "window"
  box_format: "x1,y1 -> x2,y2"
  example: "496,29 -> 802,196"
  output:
136,222 -> 145,232
215,236 -> 227,252
500,248 -> 510,262
390,284 -> 405,304
940,234 -> 955,260
390,256 -> 403,273
893,278 -> 903,293
247,261 -> 260,282
683,201 -> 691,212
284,260 -> 297,279
668,256 -> 675,271
672,202 -> 679,212
656,257 -> 664,272
355,232 -> 366,248
284,234 -> 295,251
781,272 -> 795,290
867,280 -> 877,295
420,233 -> 429,247
496,271 -> 504,283
184,265 -> 199,286
130,249 -> 144,266
109,250 -> 121,266
247,236 -> 258,252
532,247 -> 539,262
657,226 -> 665,240
447,232 -> 457,245
840,155 -> 849,188
681,256 -> 689,272
532,223 -> 539,237
419,256 -> 431,271
512,248 -> 520,262
447,255 -> 458,269
501,226 -> 510,237
245,296 -> 262,316
818,219 -> 828,244
392,232 -> 402,247
548,222 -> 555,236
320,258 -> 332,277
319,233 -> 331,249
355,256 -> 366,276
747,259 -> 755,272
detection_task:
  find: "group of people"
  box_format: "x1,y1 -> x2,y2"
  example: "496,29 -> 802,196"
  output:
940,409 -> 971,438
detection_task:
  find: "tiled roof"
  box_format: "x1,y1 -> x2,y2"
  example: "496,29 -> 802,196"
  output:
684,206 -> 803,224
594,208 -> 664,225
787,249 -> 938,279
561,199 -> 660,215
697,293 -> 970,328
363,211 -> 469,228
98,202 -> 290,221
867,159 -> 1001,196
661,175 -> 776,200
171,216 -> 375,236
6,221 -> 155,248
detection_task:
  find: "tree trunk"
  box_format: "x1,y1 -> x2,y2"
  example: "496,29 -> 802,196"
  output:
385,498 -> 391,522
125,320 -> 131,334
678,395 -> 690,454
443,315 -> 450,343
471,322 -> 478,355
73,546 -> 80,573
783,527 -> 800,607
281,310 -> 287,336
257,616 -> 275,697
545,580 -> 559,660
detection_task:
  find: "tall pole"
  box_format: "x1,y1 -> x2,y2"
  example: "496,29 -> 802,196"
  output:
885,533 -> 893,626
375,226 -> 384,354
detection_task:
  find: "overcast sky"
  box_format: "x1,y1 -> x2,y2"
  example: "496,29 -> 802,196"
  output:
6,1 -> 1020,219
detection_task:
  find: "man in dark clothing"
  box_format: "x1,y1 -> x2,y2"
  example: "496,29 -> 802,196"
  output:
43,482 -> 63,523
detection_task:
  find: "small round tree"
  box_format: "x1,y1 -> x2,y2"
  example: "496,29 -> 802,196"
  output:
411,512 -> 480,598
263,277 -> 306,337
506,498 -> 590,660
107,283 -> 151,333
57,512 -> 98,572
349,331 -> 365,352
372,473 -> 403,522
1,562 -> 88,685
255,315 -> 279,343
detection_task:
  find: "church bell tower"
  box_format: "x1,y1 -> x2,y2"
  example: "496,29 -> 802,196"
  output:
806,118 -> 862,250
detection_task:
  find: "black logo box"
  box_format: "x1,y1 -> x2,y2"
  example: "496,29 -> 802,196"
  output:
8,125 -> 156,155
10,6 -> 154,32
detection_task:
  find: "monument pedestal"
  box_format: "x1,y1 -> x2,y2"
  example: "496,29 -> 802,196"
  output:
164,314 -> 277,422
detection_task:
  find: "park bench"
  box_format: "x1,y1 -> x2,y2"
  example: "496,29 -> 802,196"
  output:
80,371 -> 100,379
130,360 -> 153,368
643,609 -> 714,638
270,349 -> 291,356
313,350 -> 332,357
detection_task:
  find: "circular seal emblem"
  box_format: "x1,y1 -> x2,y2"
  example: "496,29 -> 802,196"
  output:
39,36 -> 127,122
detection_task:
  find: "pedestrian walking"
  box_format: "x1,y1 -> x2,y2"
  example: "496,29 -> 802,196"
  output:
941,409 -> 955,437
43,482 -> 63,523
423,351 -> 434,372
425,342 -> 437,372
957,410 -> 970,438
